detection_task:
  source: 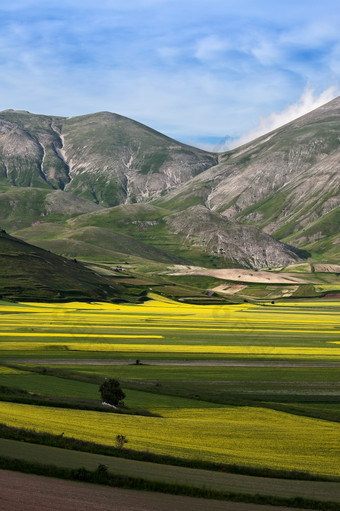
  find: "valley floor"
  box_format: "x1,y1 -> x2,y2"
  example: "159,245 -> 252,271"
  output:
0,297 -> 339,508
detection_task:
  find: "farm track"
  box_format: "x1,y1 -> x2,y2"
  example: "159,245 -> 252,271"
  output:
1,439 -> 340,503
0,469 -> 303,511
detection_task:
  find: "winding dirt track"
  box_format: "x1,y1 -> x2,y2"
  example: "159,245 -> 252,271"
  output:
0,470 -> 298,511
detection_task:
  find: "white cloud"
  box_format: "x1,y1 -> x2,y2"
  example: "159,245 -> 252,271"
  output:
228,85 -> 339,149
0,1 -> 340,146
251,40 -> 280,66
194,35 -> 228,61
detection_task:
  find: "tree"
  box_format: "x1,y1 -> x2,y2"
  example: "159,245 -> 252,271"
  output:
115,434 -> 128,449
99,378 -> 125,407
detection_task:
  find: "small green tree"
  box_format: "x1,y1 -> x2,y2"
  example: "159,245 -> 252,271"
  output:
99,378 -> 125,407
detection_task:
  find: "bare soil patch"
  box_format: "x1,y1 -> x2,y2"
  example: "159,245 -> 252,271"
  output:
168,265 -> 310,284
313,264 -> 340,273
211,283 -> 248,295
0,469 -> 298,511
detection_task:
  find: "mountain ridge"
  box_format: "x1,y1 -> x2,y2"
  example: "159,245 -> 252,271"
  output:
0,109 -> 218,206
1,98 -> 339,269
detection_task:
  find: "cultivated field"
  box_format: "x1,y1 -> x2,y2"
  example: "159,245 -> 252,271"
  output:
0,296 -> 339,506
0,470 -> 303,511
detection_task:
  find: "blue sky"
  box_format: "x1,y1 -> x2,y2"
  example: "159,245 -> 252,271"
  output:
0,0 -> 340,149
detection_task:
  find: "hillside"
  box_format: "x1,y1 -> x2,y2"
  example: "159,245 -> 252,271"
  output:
13,203 -> 301,269
0,230 -> 145,302
0,110 -> 217,207
0,98 -> 339,269
154,97 -> 340,262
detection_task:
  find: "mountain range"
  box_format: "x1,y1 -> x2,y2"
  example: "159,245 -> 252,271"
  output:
0,97 -> 339,278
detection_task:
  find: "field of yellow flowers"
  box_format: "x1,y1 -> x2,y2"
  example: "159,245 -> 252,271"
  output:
0,296 -> 339,477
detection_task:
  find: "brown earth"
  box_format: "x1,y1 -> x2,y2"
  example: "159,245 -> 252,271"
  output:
313,264 -> 340,273
0,470 -> 299,511
211,283 -> 248,295
168,265 -> 310,284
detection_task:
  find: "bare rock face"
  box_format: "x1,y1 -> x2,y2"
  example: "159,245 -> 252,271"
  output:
0,111 -> 71,190
165,205 -> 300,268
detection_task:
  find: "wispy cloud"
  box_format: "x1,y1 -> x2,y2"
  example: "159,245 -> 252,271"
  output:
194,35 -> 229,61
0,1 -> 340,145
228,85 -> 339,149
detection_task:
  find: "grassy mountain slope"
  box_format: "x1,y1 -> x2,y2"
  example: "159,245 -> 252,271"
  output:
0,109 -> 218,207
153,97 -> 340,262
1,99 -> 339,269
62,112 -> 218,206
0,186 -> 101,231
13,203 -> 301,269
0,231 -> 145,302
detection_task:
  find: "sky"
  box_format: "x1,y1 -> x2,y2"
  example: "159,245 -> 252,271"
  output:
0,0 -> 340,150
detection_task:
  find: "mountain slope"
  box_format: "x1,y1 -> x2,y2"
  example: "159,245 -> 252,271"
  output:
0,110 -> 70,190
0,187 -> 102,232
0,109 -> 218,207
153,96 -> 340,260
13,203 -> 301,269
1,99 -> 339,267
0,230 -> 144,302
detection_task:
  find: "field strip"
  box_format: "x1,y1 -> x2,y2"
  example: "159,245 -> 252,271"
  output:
0,470 -> 302,511
7,358 -> 340,367
0,333 -> 163,338
0,439 -> 339,502
1,343 -> 340,355
0,327 -> 338,333
1,316 -> 339,325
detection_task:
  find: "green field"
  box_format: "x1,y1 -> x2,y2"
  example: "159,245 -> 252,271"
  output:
1,438 -> 340,503
0,297 -> 340,504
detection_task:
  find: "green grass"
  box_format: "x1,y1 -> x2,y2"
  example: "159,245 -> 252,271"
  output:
48,364 -> 340,383
1,438 -> 340,503
0,372 -> 99,399
0,232 -> 149,302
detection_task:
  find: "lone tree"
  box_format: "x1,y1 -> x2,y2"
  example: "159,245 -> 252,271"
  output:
99,378 -> 125,407
115,434 -> 128,449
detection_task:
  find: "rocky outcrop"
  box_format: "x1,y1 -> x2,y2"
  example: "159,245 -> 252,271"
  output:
165,205 -> 300,268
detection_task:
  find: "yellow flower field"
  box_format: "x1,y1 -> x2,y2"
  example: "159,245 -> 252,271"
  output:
0,297 -> 339,479
0,342 -> 340,357
0,400 -> 339,477
0,298 -> 339,352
